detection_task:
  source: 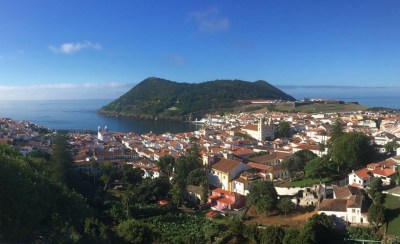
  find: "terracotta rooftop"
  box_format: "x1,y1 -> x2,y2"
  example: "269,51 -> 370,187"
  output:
333,185 -> 362,199
212,157 -> 241,173
242,124 -> 258,132
353,168 -> 373,179
346,195 -> 363,208
319,199 -> 347,212
248,152 -> 291,164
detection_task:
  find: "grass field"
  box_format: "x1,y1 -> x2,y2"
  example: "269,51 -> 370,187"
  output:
287,177 -> 331,187
277,103 -> 368,113
384,194 -> 400,236
275,103 -> 368,113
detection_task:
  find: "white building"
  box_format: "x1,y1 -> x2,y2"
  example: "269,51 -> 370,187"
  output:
242,117 -> 275,141
319,186 -> 368,224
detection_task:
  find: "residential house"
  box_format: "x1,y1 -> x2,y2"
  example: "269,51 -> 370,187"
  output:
208,188 -> 246,211
248,152 -> 291,166
231,171 -> 261,196
349,159 -> 397,188
209,157 -> 250,191
319,185 -> 368,224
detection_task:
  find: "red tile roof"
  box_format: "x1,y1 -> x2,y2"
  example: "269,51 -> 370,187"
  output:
242,124 -> 258,131
319,199 -> 347,212
212,157 -> 241,173
354,168 -> 372,179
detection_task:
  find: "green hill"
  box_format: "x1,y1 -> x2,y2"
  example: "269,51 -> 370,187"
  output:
98,77 -> 296,120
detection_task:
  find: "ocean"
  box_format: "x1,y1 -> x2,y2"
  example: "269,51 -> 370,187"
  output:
0,90 -> 399,134
0,99 -> 198,134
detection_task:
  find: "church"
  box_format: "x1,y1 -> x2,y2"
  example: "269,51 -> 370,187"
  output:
241,117 -> 275,141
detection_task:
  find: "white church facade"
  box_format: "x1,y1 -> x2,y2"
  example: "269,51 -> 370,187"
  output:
242,117 -> 275,141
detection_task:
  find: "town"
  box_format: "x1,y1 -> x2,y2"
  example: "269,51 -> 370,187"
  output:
1,108 -> 400,243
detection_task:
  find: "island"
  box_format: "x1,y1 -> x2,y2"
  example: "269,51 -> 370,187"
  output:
98,77 -> 296,121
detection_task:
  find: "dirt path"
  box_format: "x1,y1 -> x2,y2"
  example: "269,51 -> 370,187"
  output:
245,206 -> 318,228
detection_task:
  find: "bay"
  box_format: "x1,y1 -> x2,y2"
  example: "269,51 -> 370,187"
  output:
0,99 -> 198,134
0,89 -> 399,135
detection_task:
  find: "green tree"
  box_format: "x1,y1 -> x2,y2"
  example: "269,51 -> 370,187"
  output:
369,178 -> 384,204
82,217 -> 111,243
116,219 -> 156,243
203,223 -> 220,242
201,180 -> 209,204
171,177 -> 185,206
282,155 -> 303,180
226,214 -> 245,237
278,198 -> 295,216
384,140 -> 399,156
368,203 -> 386,229
156,155 -> 175,178
330,132 -> 377,174
282,150 -> 318,180
175,155 -> 202,184
0,145 -> 91,242
282,228 -> 300,244
99,162 -> 118,190
243,222 -> 260,243
329,119 -> 344,145
304,155 -> 334,179
247,181 -> 278,214
297,213 -> 334,244
294,149 -> 318,163
51,134 -> 75,187
121,164 -> 143,186
259,226 -> 285,244
276,121 -> 291,138
132,177 -> 171,203
346,226 -> 382,241
187,168 -> 207,186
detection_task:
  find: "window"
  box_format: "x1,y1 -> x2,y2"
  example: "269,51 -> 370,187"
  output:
352,209 -> 355,213
353,178 -> 356,183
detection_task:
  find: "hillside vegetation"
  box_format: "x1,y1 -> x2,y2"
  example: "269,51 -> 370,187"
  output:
98,77 -> 295,120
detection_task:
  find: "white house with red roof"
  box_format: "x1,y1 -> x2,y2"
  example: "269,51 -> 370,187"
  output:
348,159 -> 398,188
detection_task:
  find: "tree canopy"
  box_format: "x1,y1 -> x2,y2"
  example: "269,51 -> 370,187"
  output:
247,180 -> 278,213
330,132 -> 377,173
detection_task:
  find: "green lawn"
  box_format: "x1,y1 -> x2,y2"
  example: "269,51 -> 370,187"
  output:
384,194 -> 400,236
288,177 -> 331,187
275,103 -> 368,113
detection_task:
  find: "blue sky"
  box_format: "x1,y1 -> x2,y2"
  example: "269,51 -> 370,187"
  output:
0,0 -> 399,100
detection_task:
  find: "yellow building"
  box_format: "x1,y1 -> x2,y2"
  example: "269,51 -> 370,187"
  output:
209,157 -> 250,191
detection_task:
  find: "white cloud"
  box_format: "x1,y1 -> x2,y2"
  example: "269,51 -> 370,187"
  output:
49,41 -> 102,54
190,7 -> 230,33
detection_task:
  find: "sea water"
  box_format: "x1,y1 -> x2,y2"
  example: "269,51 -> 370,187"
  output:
0,99 -> 197,134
